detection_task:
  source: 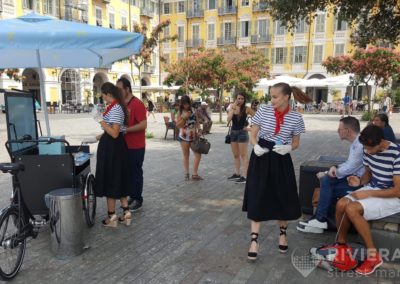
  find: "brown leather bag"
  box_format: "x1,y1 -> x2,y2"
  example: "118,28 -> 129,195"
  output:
312,187 -> 320,208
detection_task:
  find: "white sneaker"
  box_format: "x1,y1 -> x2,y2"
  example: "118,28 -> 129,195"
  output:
299,218 -> 328,229
296,224 -> 324,234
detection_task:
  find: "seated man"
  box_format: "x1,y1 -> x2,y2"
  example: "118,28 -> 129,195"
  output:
335,125 -> 400,275
297,116 -> 364,233
196,102 -> 213,134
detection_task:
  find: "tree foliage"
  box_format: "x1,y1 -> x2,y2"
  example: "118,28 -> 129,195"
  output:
323,47 -> 400,111
164,47 -> 269,121
0,69 -> 21,81
268,0 -> 400,47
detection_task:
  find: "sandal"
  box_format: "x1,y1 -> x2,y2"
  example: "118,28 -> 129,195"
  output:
248,232 -> 259,261
118,207 -> 132,226
279,226 -> 288,253
102,211 -> 118,228
191,174 -> 203,181
184,173 -> 190,180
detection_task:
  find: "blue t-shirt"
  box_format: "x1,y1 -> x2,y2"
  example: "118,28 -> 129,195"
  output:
383,125 -> 396,143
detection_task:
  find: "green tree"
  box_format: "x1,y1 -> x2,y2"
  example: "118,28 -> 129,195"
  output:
0,68 -> 21,81
131,20 -> 177,96
323,47 -> 400,112
268,0 -> 400,47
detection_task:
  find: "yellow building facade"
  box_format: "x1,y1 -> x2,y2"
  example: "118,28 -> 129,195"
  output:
0,0 -> 160,106
159,0 -> 361,102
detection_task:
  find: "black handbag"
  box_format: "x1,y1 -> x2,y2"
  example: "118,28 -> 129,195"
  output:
191,136 -> 211,154
225,122 -> 232,144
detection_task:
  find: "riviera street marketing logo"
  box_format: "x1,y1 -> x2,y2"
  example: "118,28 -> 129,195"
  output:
291,248 -> 317,277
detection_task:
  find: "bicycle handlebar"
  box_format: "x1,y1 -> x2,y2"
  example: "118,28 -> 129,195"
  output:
5,138 -> 71,159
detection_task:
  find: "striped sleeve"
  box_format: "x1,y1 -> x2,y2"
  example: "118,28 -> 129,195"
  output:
394,153 -> 400,175
251,105 -> 267,126
292,115 -> 305,136
363,153 -> 369,167
107,105 -> 125,125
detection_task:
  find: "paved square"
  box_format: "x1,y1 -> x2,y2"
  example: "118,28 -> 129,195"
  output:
0,111 -> 399,283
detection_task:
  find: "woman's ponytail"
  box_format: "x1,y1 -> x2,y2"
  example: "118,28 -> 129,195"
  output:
291,86 -> 313,104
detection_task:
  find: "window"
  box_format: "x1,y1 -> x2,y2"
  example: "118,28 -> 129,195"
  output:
334,44 -> 345,56
163,54 -> 170,65
178,1 -> 185,13
335,16 -> 347,31
258,19 -> 269,37
121,16 -> 127,28
241,0 -> 249,6
43,0 -> 55,15
164,26 -> 170,37
208,23 -> 215,40
313,45 -> 323,63
259,48 -> 270,60
192,25 -> 200,40
23,0 -> 34,9
131,0 -> 136,6
275,21 -> 285,35
315,14 -> 325,33
61,69 -> 81,104
273,47 -> 286,64
109,13 -> 115,29
292,46 -> 307,63
96,7 -> 102,26
295,19 -> 306,34
178,26 -> 184,42
241,21 -> 249,37
208,0 -> 216,9
177,53 -> 185,60
224,22 -> 232,40
163,3 -> 170,14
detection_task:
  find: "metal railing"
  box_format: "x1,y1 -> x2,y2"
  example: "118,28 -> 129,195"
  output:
252,2 -> 270,12
218,6 -> 237,15
186,39 -> 204,48
140,7 -> 154,18
186,9 -> 204,18
250,34 -> 272,44
217,37 -> 237,46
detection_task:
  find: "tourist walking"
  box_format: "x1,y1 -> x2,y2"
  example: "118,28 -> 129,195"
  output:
94,82 -> 131,227
227,93 -> 256,184
176,95 -> 203,181
243,82 -> 312,260
117,78 -> 147,212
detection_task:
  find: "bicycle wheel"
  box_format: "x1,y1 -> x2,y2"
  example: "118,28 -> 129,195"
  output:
0,206 -> 26,281
82,173 -> 96,227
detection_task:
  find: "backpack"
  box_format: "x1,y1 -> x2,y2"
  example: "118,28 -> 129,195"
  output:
310,242 -> 365,272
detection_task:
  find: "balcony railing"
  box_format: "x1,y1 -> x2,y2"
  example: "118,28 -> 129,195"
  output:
186,39 -> 204,48
186,9 -> 204,18
252,2 -> 270,12
250,34 -> 272,44
143,65 -> 155,74
217,37 -> 237,46
218,6 -> 237,15
140,7 -> 154,18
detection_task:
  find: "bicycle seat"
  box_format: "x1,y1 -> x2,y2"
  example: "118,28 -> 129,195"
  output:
0,163 -> 25,174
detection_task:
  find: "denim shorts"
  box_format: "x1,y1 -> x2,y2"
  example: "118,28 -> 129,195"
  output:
230,130 -> 249,143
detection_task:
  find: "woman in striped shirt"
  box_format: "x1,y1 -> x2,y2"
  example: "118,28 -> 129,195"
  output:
243,82 -> 312,260
95,82 -> 131,228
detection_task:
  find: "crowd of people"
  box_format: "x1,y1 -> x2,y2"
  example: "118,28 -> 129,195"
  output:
91,80 -> 399,276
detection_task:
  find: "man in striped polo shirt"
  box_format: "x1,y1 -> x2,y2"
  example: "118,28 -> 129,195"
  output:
335,125 -> 400,275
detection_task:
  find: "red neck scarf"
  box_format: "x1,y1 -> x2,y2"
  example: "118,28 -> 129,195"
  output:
274,105 -> 290,135
103,100 -> 117,116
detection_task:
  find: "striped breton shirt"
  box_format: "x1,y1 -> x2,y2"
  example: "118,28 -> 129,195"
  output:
251,104 -> 305,144
363,142 -> 400,188
103,104 -> 125,132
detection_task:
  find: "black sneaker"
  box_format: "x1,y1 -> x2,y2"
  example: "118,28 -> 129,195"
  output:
235,176 -> 247,184
129,200 -> 143,212
227,174 -> 241,181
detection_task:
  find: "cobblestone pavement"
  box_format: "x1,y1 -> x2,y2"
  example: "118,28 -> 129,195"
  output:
0,111 -> 399,284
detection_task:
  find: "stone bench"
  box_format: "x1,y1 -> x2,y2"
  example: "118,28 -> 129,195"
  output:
370,212 -> 400,263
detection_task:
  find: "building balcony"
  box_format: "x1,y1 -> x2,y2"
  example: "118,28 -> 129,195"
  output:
142,65 -> 155,74
250,34 -> 271,44
252,2 -> 270,12
218,6 -> 237,15
186,39 -> 204,48
217,37 -> 237,46
140,7 -> 154,18
186,9 -> 204,18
